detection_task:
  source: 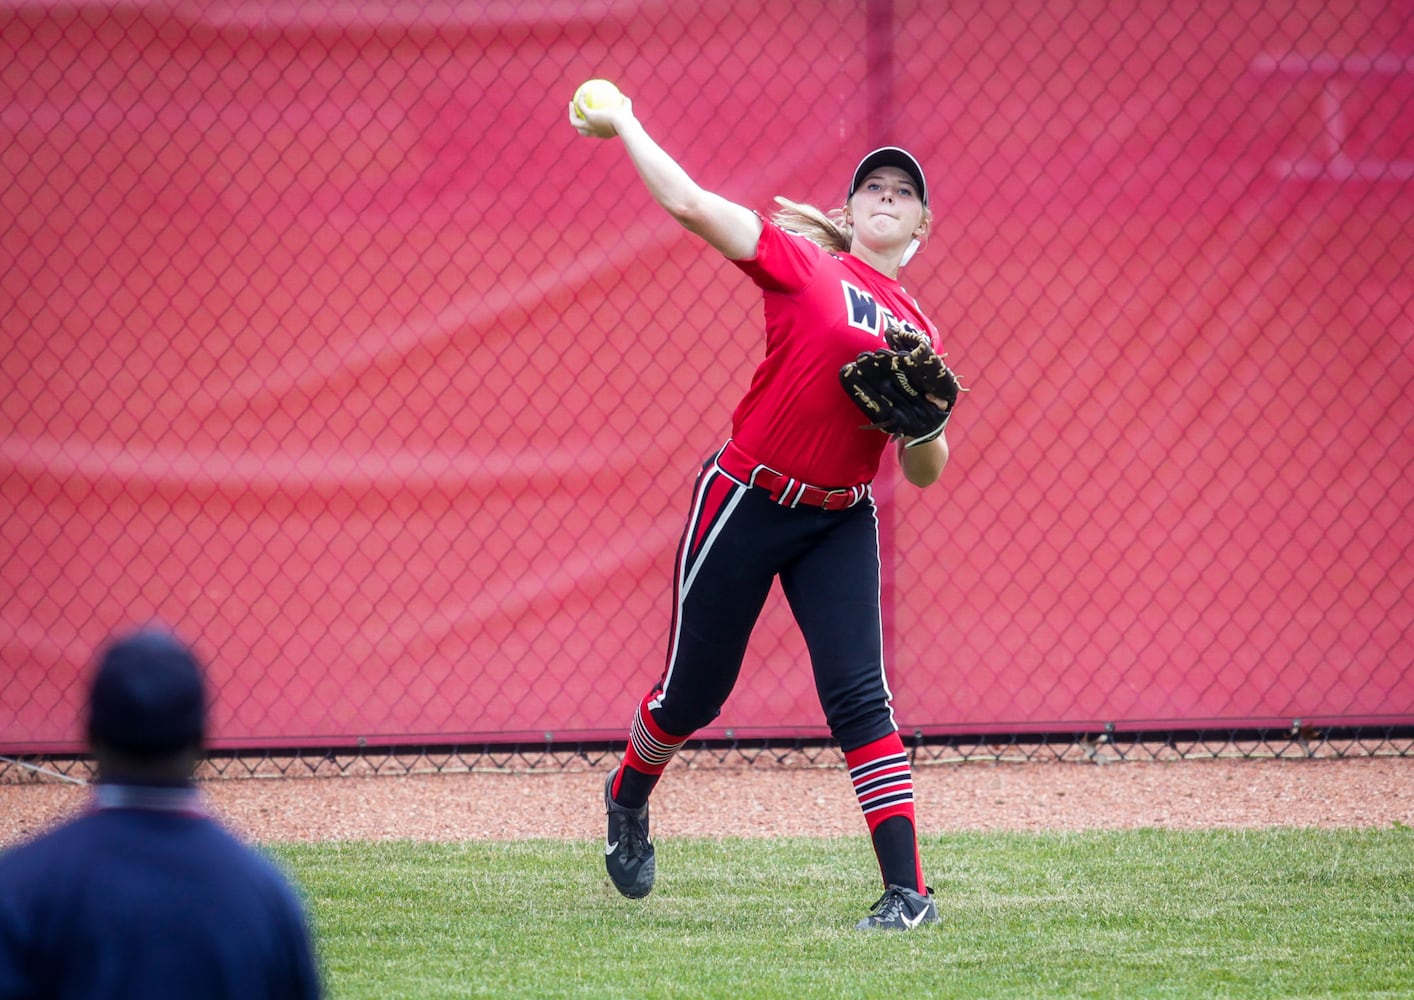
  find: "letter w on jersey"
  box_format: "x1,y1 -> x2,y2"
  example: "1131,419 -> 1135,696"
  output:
841,281 -> 924,343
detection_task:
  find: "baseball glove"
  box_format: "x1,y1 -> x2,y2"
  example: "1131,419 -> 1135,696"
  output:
838,320 -> 963,447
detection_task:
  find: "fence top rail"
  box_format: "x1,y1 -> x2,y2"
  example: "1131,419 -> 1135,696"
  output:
1251,52 -> 1414,76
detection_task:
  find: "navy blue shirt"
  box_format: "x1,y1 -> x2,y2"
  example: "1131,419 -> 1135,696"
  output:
0,785 -> 321,1000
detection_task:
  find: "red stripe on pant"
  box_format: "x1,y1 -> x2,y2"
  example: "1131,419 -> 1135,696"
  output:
689,473 -> 736,556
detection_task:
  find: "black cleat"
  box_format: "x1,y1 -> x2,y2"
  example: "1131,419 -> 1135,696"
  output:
604,768 -> 656,899
855,885 -> 939,931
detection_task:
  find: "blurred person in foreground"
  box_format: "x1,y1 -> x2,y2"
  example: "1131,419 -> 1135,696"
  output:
0,628 -> 322,1000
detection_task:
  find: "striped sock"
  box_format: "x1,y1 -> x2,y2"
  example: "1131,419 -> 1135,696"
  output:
612,693 -> 688,808
846,732 -> 925,892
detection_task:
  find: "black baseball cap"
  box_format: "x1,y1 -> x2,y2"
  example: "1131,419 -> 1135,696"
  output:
849,146 -> 928,207
87,629 -> 208,757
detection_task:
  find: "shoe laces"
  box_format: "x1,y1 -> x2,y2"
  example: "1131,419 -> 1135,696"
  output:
609,801 -> 651,857
869,886 -> 912,922
621,817 -> 650,857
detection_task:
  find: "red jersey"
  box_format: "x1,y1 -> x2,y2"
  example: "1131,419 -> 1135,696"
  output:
728,219 -> 941,488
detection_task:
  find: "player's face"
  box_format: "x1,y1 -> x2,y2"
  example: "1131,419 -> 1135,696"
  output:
848,168 -> 926,248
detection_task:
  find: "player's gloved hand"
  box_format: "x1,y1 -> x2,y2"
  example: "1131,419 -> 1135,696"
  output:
838,320 -> 965,447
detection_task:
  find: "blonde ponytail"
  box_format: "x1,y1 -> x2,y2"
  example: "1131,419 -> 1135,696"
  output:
770,196 -> 852,254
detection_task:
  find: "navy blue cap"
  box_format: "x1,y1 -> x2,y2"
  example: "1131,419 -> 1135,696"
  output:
87,629 -> 207,756
849,146 -> 928,207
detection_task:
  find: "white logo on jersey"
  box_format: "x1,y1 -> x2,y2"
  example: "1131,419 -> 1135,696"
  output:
840,281 -> 925,343
842,281 -> 888,336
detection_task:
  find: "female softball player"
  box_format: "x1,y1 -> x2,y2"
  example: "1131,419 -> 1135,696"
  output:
570,90 -> 949,931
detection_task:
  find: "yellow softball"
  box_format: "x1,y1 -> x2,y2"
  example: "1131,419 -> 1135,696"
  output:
572,78 -> 625,120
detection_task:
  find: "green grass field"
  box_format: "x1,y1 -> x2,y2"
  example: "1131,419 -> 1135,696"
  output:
273,828 -> 1413,1000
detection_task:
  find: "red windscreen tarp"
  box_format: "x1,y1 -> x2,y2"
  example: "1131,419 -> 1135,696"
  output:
3,1 -> 1410,751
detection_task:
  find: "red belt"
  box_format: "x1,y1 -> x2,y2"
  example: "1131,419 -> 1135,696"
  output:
715,440 -> 872,511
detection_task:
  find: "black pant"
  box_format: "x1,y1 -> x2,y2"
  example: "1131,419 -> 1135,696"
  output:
647,449 -> 898,752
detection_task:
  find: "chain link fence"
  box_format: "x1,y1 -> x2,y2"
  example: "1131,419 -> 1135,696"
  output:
2,1 -> 1411,768
6,727 -> 1413,787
